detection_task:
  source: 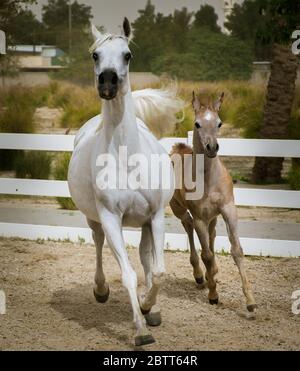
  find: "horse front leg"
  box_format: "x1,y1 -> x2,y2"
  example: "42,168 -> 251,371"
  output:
221,203 -> 257,314
139,209 -> 165,319
139,224 -> 162,327
194,218 -> 219,304
87,219 -> 109,303
98,207 -> 155,347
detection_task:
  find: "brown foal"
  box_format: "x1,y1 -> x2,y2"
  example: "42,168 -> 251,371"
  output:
170,92 -> 257,314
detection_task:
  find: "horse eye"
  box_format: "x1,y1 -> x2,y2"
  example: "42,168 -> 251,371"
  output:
195,122 -> 201,129
124,52 -> 132,62
92,53 -> 98,62
218,122 -> 223,128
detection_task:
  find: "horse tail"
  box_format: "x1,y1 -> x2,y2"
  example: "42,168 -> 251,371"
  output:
132,86 -> 185,139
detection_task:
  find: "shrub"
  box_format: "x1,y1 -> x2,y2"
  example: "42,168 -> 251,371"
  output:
53,152 -> 77,210
15,151 -> 52,180
288,163 -> 300,190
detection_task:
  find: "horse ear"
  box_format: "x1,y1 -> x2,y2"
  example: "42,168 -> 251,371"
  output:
214,92 -> 225,111
123,17 -> 131,38
91,24 -> 103,41
192,91 -> 201,111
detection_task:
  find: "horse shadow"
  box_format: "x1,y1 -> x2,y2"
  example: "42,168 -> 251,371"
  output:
50,283 -> 138,349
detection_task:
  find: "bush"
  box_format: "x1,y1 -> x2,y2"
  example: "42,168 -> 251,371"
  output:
53,152 -> 77,210
288,163 -> 300,190
151,28 -> 254,81
15,151 -> 52,180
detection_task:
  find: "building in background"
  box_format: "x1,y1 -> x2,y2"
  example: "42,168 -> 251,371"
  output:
4,45 -> 65,87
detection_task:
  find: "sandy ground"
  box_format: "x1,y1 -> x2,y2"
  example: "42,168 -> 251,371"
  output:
0,237 -> 299,351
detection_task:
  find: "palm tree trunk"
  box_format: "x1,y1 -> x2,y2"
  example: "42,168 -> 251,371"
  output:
252,44 -> 298,183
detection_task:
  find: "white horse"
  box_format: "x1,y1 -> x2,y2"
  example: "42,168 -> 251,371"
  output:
68,18 -> 184,346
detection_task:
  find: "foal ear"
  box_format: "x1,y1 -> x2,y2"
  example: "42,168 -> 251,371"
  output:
214,92 -> 225,111
91,24 -> 103,41
123,17 -> 131,38
192,91 -> 201,111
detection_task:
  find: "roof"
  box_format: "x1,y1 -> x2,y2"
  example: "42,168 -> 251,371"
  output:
7,45 -> 64,55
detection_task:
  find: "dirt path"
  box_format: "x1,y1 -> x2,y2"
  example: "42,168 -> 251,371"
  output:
0,238 -> 299,351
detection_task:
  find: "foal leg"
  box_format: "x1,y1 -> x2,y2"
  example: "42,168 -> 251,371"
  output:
221,203 -> 257,313
194,219 -> 219,304
182,213 -> 205,286
139,209 -> 165,317
170,199 -> 204,286
87,219 -> 109,303
139,224 -> 162,327
98,208 -> 154,346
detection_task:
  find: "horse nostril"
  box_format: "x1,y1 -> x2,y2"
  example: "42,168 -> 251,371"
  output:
216,143 -> 219,152
206,144 -> 211,152
111,72 -> 118,85
99,73 -> 104,85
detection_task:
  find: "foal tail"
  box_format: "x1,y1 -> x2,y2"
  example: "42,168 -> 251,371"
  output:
132,86 -> 185,139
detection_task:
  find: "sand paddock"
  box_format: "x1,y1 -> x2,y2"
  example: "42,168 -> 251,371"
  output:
0,237 -> 299,351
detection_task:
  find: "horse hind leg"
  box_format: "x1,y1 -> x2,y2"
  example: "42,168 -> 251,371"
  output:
87,219 -> 109,303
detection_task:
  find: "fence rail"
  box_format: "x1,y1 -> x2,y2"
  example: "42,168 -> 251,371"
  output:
0,133 -> 299,257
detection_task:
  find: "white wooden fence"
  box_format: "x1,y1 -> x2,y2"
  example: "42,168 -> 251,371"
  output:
0,132 -> 300,257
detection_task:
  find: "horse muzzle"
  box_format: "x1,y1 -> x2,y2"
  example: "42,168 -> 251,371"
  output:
98,69 -> 119,100
205,142 -> 219,158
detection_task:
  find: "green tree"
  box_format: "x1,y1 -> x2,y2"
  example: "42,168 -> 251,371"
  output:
151,28 -> 253,81
171,7 -> 193,52
9,8 -> 45,44
194,4 -> 221,33
42,0 -> 92,52
226,0 -> 300,183
131,0 -> 157,71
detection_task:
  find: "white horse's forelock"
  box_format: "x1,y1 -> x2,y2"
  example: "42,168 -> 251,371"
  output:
89,34 -> 128,54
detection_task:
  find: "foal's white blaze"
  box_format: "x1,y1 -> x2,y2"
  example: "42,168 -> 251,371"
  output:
204,111 -> 213,121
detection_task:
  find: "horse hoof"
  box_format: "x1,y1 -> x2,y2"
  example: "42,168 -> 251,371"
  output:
93,287 -> 110,303
195,276 -> 204,285
209,298 -> 219,305
247,304 -> 258,313
140,307 -> 151,315
135,334 -> 155,347
145,312 -> 162,327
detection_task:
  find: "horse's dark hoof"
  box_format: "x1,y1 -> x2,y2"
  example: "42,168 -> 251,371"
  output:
145,312 -> 162,327
247,304 -> 258,313
195,276 -> 205,285
135,334 -> 155,347
209,298 -> 219,305
140,307 -> 151,315
94,287 -> 110,303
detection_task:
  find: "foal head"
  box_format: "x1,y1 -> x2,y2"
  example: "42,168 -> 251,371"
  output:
192,92 -> 224,158
90,18 -> 132,100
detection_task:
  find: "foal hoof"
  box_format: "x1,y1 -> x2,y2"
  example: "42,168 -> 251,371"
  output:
93,287 -> 110,303
195,276 -> 204,285
140,307 -> 151,315
145,312 -> 162,327
135,334 -> 155,347
247,304 -> 258,313
209,298 -> 219,305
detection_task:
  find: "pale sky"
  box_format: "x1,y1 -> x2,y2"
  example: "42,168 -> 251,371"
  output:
29,0 -> 244,33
